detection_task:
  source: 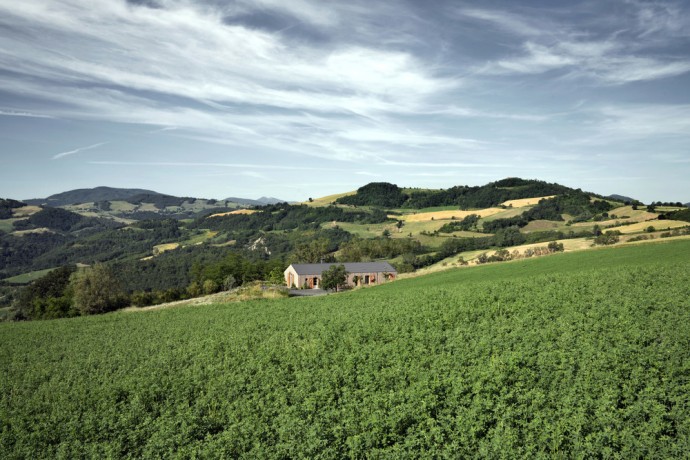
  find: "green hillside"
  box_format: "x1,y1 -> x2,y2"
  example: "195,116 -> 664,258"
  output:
1,239 -> 689,457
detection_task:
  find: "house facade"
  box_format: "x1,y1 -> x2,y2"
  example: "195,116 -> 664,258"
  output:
284,262 -> 397,289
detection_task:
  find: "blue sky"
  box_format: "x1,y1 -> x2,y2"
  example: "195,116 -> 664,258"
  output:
1,0 -> 689,203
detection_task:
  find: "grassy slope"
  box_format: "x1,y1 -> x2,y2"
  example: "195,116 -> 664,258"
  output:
2,268 -> 56,285
1,241 -> 689,458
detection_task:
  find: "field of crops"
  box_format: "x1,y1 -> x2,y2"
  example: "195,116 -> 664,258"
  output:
1,240 -> 689,458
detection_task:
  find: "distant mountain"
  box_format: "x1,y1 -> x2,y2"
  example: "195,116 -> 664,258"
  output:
25,186 -> 160,206
257,196 -> 287,205
607,194 -> 636,203
224,196 -> 288,206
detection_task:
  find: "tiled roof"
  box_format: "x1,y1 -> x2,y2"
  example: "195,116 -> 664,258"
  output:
288,262 -> 396,275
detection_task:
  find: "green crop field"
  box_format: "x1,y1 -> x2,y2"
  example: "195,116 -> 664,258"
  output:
1,240 -> 689,458
3,268 -> 57,285
0,218 -> 21,233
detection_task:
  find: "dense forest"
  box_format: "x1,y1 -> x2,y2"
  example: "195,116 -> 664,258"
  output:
482,192 -> 614,232
336,178 -> 576,209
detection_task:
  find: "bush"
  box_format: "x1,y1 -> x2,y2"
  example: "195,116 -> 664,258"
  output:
593,231 -> 620,246
548,241 -> 565,252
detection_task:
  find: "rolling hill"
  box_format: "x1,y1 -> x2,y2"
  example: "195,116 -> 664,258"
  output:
2,177 -> 688,319
25,186 -> 160,206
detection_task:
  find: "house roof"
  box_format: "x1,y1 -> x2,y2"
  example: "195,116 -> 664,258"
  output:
288,262 -> 396,275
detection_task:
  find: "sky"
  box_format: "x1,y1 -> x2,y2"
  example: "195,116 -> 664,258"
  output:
1,0 -> 689,203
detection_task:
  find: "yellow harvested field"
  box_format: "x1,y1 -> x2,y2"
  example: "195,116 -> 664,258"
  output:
522,220 -> 562,231
12,206 -> 41,218
137,203 -> 159,212
208,209 -> 257,218
606,220 -> 689,234
109,201 -> 138,212
303,191 -> 356,207
500,195 -> 555,208
12,227 -> 52,236
403,208 -> 504,222
153,243 -> 180,255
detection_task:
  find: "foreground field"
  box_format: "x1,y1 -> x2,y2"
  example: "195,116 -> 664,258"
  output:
1,240 -> 689,458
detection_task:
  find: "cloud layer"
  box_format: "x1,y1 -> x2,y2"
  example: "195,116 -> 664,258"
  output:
0,0 -> 689,201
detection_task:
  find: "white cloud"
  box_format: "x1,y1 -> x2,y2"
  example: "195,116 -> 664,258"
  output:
0,109 -> 53,118
0,0 -> 466,164
457,8 -> 543,37
465,4 -> 690,84
53,142 -> 108,160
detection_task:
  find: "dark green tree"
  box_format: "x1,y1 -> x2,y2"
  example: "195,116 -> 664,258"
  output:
320,264 -> 347,292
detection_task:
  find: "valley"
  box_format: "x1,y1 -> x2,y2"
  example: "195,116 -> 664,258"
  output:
1,178 -> 689,320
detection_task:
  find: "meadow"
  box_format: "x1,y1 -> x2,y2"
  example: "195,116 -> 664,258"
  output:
1,240 -> 689,458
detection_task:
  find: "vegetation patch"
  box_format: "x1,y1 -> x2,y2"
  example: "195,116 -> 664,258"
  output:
403,208 -> 503,223
1,240 -> 689,457
500,195 -> 556,207
208,209 -> 257,218
607,220 -> 689,234
2,268 -> 57,285
304,191 -> 356,207
152,242 -> 180,255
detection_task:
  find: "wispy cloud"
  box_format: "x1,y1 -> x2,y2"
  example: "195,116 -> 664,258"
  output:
88,161 -> 338,171
0,0 -> 465,164
0,109 -> 52,118
53,142 -> 108,160
462,4 -> 690,84
241,171 -> 269,180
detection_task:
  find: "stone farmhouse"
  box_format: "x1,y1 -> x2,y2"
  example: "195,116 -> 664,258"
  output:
284,262 -> 397,289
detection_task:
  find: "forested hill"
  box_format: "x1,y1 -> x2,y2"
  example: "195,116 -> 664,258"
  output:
25,186 -> 160,206
336,178 -> 578,209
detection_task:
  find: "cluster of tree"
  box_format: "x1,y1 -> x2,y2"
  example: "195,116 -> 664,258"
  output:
475,241 -> 565,264
438,214 -> 481,233
648,201 -> 686,207
181,253 -> 286,298
0,218 -> 183,278
482,192 -> 614,232
396,227 -> 593,272
337,237 -> 425,262
593,231 -> 621,246
320,264 -> 348,292
338,178 -> 578,210
659,227 -> 690,238
0,233 -> 71,277
12,264 -> 128,320
11,207 -> 123,233
190,203 -> 389,237
659,208 -> 690,223
12,248 -> 292,319
0,198 -> 26,219
336,183 -> 408,207
125,193 -> 197,208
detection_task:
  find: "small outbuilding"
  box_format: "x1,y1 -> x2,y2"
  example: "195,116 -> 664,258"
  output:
284,262 -> 397,289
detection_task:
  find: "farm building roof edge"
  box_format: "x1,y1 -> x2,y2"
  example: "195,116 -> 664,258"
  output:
287,262 -> 396,275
